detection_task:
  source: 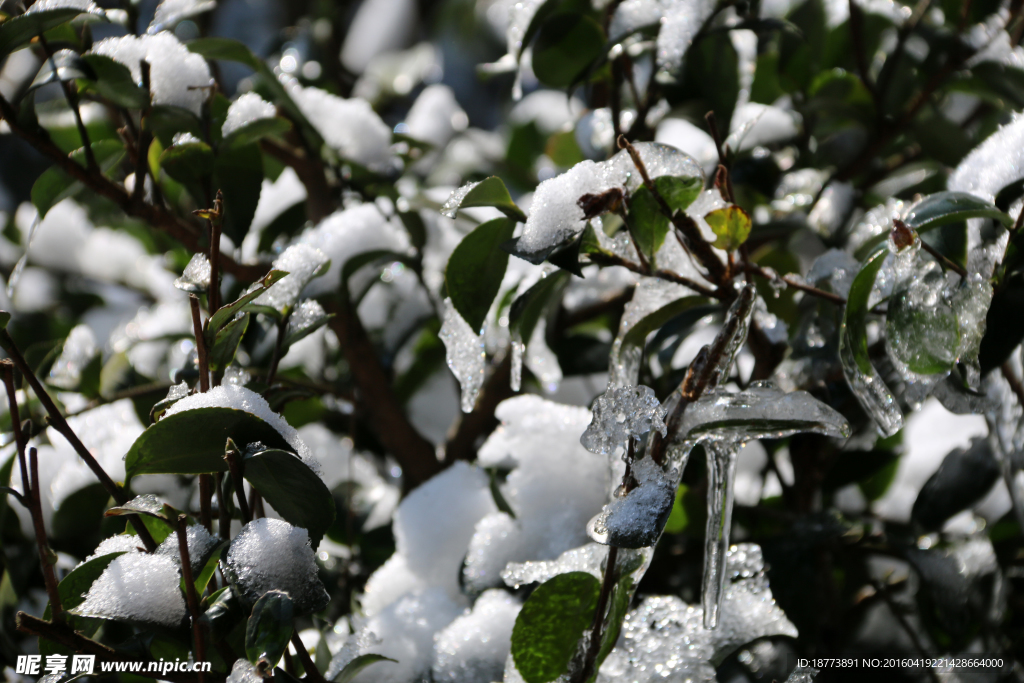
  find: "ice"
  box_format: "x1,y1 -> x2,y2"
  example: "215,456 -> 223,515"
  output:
226,659 -> 261,683
162,384 -> 315,469
656,0 -> 716,80
949,112 -> 1024,205
952,274 -> 993,383
581,385 -> 667,456
224,518 -> 329,614
174,252 -> 210,293
807,248 -> 858,299
149,0 -> 216,33
74,553 -> 187,628
588,455 -> 677,548
655,117 -> 718,176
155,523 -> 220,575
463,396 -> 609,592
609,0 -> 665,42
255,243 -> 329,310
289,85 -> 395,172
596,544 -> 797,683
48,324 -> 98,389
440,181 -> 481,219
287,299 -> 328,339
299,203 -> 412,296
432,589 -> 522,683
502,543 -> 608,586
221,92 -> 276,138
440,298 -> 485,413
727,103 -> 801,152
405,84 -> 467,149
786,665 -> 820,683
608,278 -> 693,388
91,33 -> 213,116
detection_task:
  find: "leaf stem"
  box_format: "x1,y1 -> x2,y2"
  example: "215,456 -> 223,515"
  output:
177,515 -> 207,682
918,237 -> 968,278
190,295 -> 211,393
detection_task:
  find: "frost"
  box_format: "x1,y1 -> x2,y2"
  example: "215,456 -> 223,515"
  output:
48,324 -> 97,389
588,455 -> 677,548
174,252 -> 210,293
440,181 -> 480,219
463,396 -> 609,592
257,243 -> 329,310
149,0 -> 216,32
440,298 -> 485,413
221,92 -> 276,138
432,589 -> 521,683
581,385 -> 667,455
91,34 -> 213,116
74,553 -> 187,628
596,544 -> 797,683
162,384 -> 315,468
224,518 -> 329,614
290,85 -> 395,171
226,659 -> 261,683
287,299 -> 328,339
155,523 -> 220,575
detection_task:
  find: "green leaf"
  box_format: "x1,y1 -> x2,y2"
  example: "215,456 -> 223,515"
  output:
628,185 -> 670,264
243,449 -> 336,548
903,191 -> 1012,232
0,311 -> 10,330
449,177 -> 527,222
215,142 -> 264,245
509,271 -> 570,344
446,218 -> 517,331
222,116 -> 292,150
886,282 -> 959,376
124,406 -> 294,481
159,141 -> 215,186
653,176 -> 702,213
0,8 -> 95,59
246,590 -> 294,668
980,273 -> 1024,374
207,269 -> 287,337
511,571 -> 601,683
79,54 -> 149,108
333,654 -> 398,683
106,493 -> 176,521
621,296 -> 715,350
185,37 -> 262,69
663,484 -> 689,534
145,105 -> 203,148
283,310 -> 333,347
594,576 -> 633,678
705,206 -> 752,252
28,50 -> 91,95
532,13 -> 605,89
194,540 -> 229,595
208,313 -> 250,371
838,246 -> 903,437
30,139 -> 125,218
43,551 -> 123,656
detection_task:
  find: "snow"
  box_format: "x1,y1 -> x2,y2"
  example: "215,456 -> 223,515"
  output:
155,523 -> 220,575
289,85 -> 395,171
340,0 -> 418,73
405,84 -> 467,150
655,117 -> 718,176
433,590 -> 521,683
83,534 -> 145,563
656,0 -> 717,80
162,384 -> 316,469
581,385 -> 667,456
462,395 -> 610,592
224,518 -> 329,614
440,298 -> 486,413
287,299 -> 328,338
609,0 -> 666,42
74,553 -> 187,628
221,92 -> 276,138
174,252 -> 210,292
727,103 -> 801,152
48,324 -> 97,389
91,33 -> 213,116
25,0 -> 98,12
588,455 -> 677,548
256,243 -> 329,310
149,0 -> 216,32
501,543 -> 610,587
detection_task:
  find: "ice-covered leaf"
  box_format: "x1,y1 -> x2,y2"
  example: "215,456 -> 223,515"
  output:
838,246 -> 903,437
73,553 -> 187,628
629,185 -> 670,263
28,49 -> 91,95
105,493 -> 175,521
581,385 -> 667,456
0,6 -> 99,60
41,551 -> 124,651
654,174 -> 702,212
532,13 -> 605,88
588,455 -> 677,548
911,438 -> 1001,531
124,407 -> 293,479
511,571 -> 601,683
243,448 -> 335,548
174,253 -> 211,293
885,263 -> 959,377
441,176 -> 526,221
31,140 -> 125,219
620,295 -> 715,351
224,518 -> 330,615
255,246 -> 329,313
245,590 -> 293,668
445,217 -> 517,331
440,298 -> 485,413
433,589 -> 521,683
207,269 -> 287,335
705,205 -> 752,252
155,523 -> 220,576
903,192 -> 1013,232
335,654 -> 397,683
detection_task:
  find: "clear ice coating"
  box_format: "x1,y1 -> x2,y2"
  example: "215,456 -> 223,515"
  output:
73,553 -> 187,628
580,385 -> 667,456
807,248 -> 859,299
440,297 -> 485,413
221,91 -> 276,138
501,543 -> 611,586
48,324 -> 98,389
587,455 -> 678,548
257,243 -> 330,311
167,380 -> 190,400
595,544 -> 797,683
174,252 -> 211,293
702,441 -> 740,629
440,180 -> 481,219
224,518 -> 329,614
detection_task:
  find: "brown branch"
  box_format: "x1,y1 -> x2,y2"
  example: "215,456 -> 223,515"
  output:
224,444 -> 251,522
745,264 -> 847,305
177,515 -> 206,682
573,546 -> 619,683
587,251 -> 720,299
291,632 -> 328,683
190,295 -> 210,393
16,612 -> 214,683
28,447 -> 64,621
919,238 -> 968,278
0,330 -> 158,552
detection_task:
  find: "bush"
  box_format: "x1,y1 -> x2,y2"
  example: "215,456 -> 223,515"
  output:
0,0 -> 1022,681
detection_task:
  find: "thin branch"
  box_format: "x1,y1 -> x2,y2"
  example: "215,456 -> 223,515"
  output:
587,250 -> 721,299
290,632 -> 328,683
199,474 -> 214,535
745,264 -> 847,305
29,447 -> 64,621
919,238 -> 968,278
216,472 -> 231,538
196,191 -> 225,317
177,515 -> 207,682
190,295 -> 210,393
224,444 -> 251,523
266,313 -> 289,386
39,35 -> 98,172
0,330 -> 158,552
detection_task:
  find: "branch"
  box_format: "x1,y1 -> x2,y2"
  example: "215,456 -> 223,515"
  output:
190,295 -> 210,393
224,443 -> 251,523
587,251 -> 721,299
744,264 -> 847,305
177,515 -> 207,682
291,632 -> 328,683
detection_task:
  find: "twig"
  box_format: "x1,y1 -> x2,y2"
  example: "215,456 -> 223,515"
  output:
587,251 -> 720,299
190,295 -> 210,393
224,444 -> 251,523
290,632 -> 328,683
216,472 -> 231,538
177,515 -> 207,682
870,579 -> 942,683
39,35 -> 98,172
196,191 -> 225,317
918,238 -> 968,278
745,264 -> 847,305
266,313 -> 289,386
573,546 -> 619,683
29,447 -> 64,621
0,330 -> 158,552
199,474 -> 214,535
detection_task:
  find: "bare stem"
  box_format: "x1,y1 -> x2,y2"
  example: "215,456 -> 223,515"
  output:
40,35 -> 98,172
266,313 -> 289,386
919,238 -> 968,278
29,448 -> 64,622
190,295 -> 211,393
177,515 -> 206,681
224,445 -> 251,523
745,264 -> 847,305
290,632 -> 328,683
198,474 -> 214,535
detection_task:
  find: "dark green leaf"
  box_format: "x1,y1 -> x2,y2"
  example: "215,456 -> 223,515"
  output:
912,439 -> 1000,531
0,8 -> 94,60
283,311 -> 333,347
704,206 -> 752,252
194,540 -> 229,594
207,269 -> 287,337
124,406 -> 294,480
509,271 -> 570,344
653,176 -> 702,213
159,141 -> 215,186
980,273 -> 1024,374
511,571 -> 601,683
446,218 -> 517,331
222,117 -> 292,150
903,191 -> 1011,232
208,313 -> 250,371
246,590 -> 294,667
243,449 -> 336,548
30,139 -> 125,218
44,551 -> 123,656
532,13 -> 605,89
79,54 -> 149,108
628,186 -> 669,264
621,296 -> 714,350
145,105 -> 204,148
449,177 -> 527,222
333,654 -> 398,683
214,142 -> 263,245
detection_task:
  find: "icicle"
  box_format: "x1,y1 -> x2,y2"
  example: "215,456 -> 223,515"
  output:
702,440 -> 740,629
439,298 -> 485,412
